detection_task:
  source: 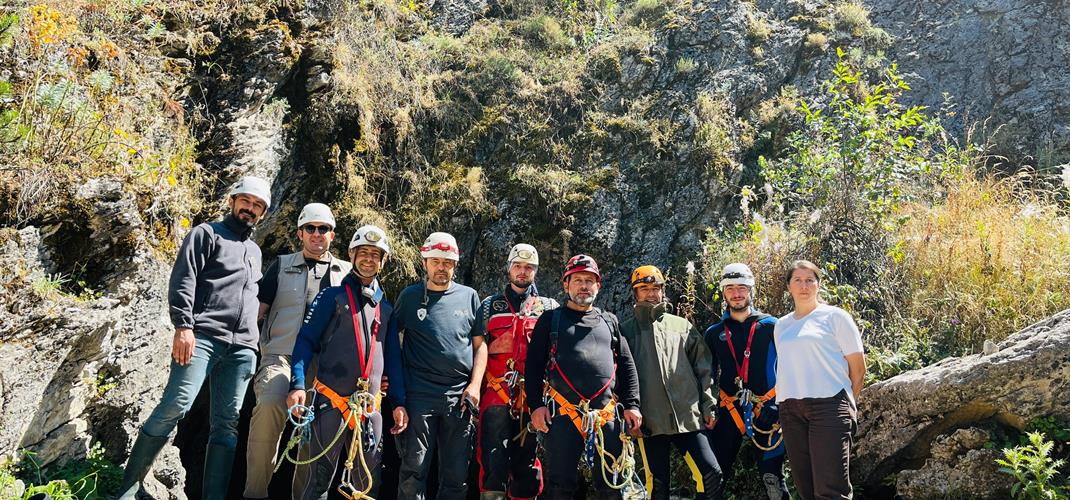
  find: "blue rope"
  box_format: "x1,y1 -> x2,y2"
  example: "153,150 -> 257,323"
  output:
288,403 -> 315,443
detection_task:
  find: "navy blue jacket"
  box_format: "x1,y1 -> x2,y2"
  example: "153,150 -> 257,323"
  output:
290,273 -> 401,401
704,309 -> 778,397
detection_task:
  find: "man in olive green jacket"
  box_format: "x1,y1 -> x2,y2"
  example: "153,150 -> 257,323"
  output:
620,265 -> 723,500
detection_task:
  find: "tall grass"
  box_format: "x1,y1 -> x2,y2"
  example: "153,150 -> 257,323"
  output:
700,52 -> 1070,381
899,172 -> 1070,356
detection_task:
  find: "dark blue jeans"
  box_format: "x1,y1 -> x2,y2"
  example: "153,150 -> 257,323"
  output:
141,334 -> 256,450
397,395 -> 475,500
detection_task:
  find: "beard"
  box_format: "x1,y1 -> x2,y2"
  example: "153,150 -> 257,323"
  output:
430,272 -> 452,286
510,276 -> 532,289
571,291 -> 597,306
728,298 -> 751,312
233,207 -> 258,227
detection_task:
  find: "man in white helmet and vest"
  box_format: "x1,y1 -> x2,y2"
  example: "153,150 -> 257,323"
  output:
243,203 -> 351,499
119,176 -> 271,499
388,231 -> 485,499
285,225 -> 402,499
472,244 -> 559,500
704,263 -> 789,499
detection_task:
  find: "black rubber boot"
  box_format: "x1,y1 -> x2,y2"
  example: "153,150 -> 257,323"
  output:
115,430 -> 169,500
202,444 -> 236,500
702,470 -> 727,500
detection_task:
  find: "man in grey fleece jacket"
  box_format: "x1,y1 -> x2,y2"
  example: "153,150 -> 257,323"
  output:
118,176 -> 271,500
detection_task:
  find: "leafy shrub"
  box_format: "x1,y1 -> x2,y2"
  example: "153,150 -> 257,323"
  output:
0,2 -> 201,237
996,431 -> 1070,500
698,49 -> 1070,379
2,442 -> 122,499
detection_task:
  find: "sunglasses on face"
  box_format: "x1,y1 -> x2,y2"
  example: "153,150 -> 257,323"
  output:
302,224 -> 332,235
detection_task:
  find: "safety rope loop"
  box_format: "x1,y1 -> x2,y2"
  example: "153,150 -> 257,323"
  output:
275,396 -> 355,474
339,389 -> 378,500
751,419 -> 784,451
287,402 -> 315,428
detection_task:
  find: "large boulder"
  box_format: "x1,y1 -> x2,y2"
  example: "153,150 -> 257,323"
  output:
855,309 -> 1070,496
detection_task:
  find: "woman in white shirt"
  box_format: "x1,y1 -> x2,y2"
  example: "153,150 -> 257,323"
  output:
773,260 -> 866,500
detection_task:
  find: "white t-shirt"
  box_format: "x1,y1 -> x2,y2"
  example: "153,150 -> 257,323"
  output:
773,304 -> 864,403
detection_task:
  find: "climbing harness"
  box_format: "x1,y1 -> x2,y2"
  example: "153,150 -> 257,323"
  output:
484,294 -> 541,444
720,319 -> 783,451
539,309 -> 645,495
275,283 -> 383,499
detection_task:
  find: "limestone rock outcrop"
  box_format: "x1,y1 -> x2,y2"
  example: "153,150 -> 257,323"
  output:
855,309 -> 1070,497
866,0 -> 1070,164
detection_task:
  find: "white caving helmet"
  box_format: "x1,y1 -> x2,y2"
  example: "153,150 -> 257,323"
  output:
507,243 -> 539,266
229,176 -> 272,208
420,232 -> 460,261
349,225 -> 391,257
720,263 -> 755,290
297,203 -> 336,228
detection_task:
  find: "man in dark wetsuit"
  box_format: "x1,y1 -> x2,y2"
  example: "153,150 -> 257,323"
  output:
473,244 -> 559,500
704,263 -> 789,500
285,225 -> 401,499
526,254 -> 642,500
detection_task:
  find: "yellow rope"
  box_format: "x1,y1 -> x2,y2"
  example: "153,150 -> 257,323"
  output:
751,422 -> 784,451
337,391 -> 378,500
590,408 -> 640,492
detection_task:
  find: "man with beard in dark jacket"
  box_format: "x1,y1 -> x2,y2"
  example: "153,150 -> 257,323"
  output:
118,176 -> 271,500
526,254 -> 642,500
620,265 -> 723,500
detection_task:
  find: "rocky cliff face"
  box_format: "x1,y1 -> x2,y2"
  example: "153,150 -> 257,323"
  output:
865,0 -> 1070,166
1,0 -> 1067,496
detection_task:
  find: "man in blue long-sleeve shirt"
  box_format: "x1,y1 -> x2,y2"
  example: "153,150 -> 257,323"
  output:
118,176 -> 271,500
285,225 -> 402,499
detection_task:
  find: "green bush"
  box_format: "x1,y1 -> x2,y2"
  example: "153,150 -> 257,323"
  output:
996,431 -> 1070,499
700,49 -> 1070,380
2,442 -> 123,500
0,3 -> 201,242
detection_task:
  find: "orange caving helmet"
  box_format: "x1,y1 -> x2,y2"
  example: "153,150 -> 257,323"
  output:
630,265 -> 665,288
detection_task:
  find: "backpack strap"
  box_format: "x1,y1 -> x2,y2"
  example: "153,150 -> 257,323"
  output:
596,308 -> 621,360
548,308 -> 561,367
